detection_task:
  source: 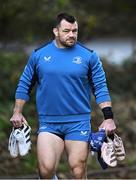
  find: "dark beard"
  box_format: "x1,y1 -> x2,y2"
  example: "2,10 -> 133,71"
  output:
61,39 -> 76,48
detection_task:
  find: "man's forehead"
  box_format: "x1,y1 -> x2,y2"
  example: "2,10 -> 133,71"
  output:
59,19 -> 78,29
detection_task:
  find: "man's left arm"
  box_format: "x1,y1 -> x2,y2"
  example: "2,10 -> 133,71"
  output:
89,52 -> 116,134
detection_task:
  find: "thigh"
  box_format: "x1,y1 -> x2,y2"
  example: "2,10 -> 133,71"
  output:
65,140 -> 89,168
37,132 -> 64,170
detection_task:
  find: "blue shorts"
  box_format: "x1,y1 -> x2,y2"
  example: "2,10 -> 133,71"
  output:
38,120 -> 91,142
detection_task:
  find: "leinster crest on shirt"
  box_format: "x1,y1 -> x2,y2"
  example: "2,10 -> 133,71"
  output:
72,56 -> 82,64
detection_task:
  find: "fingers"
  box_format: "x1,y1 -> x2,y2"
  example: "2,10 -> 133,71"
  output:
10,113 -> 27,128
22,117 -> 28,125
105,129 -> 115,136
99,119 -> 116,135
105,126 -> 116,134
10,119 -> 22,128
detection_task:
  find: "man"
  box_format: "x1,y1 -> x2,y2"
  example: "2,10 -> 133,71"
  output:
10,13 -> 116,179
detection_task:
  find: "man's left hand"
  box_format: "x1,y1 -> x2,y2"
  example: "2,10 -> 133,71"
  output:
99,119 -> 116,135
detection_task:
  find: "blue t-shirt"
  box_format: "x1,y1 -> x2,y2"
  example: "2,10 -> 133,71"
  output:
15,40 -> 111,122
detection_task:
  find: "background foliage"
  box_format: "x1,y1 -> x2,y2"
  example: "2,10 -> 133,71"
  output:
0,0 -> 136,42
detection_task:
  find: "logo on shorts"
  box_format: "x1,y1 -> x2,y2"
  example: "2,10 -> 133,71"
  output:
80,131 -> 88,136
39,126 -> 47,130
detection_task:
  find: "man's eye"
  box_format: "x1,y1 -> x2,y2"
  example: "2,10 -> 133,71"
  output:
73,29 -> 78,32
63,30 -> 70,32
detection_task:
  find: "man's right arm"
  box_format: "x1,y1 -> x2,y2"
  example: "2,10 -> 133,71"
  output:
10,99 -> 27,128
11,51 -> 37,128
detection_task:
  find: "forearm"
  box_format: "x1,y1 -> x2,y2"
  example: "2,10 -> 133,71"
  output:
98,101 -> 112,109
13,99 -> 26,113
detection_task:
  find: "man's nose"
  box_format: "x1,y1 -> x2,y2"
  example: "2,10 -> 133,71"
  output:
69,31 -> 74,37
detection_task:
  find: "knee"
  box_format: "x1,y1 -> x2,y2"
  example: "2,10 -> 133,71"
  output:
70,163 -> 86,179
39,162 -> 55,179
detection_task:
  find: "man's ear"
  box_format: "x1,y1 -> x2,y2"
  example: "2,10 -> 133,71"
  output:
53,28 -> 58,36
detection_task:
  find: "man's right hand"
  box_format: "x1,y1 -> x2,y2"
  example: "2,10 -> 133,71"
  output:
11,99 -> 27,128
10,112 -> 27,128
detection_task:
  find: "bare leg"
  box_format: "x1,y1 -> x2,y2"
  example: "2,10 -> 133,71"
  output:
37,132 -> 64,179
65,140 -> 89,179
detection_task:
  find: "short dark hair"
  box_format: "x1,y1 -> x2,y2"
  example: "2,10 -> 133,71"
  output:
54,13 -> 77,27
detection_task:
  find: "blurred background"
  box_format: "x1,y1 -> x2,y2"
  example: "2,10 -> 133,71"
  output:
0,0 -> 136,179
